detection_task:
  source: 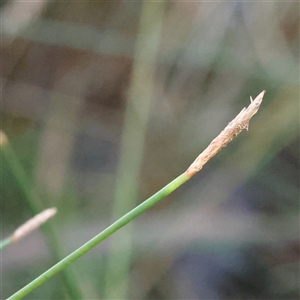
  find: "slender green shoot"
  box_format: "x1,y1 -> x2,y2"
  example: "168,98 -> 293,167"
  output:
7,173 -> 189,300
1,131 -> 81,299
7,91 -> 265,299
104,1 -> 166,298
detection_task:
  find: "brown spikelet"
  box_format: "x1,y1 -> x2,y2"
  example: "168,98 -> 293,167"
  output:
12,208 -> 57,242
186,90 -> 265,177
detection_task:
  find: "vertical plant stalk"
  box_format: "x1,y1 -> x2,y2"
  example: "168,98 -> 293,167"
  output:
103,1 -> 166,299
1,134 -> 42,213
0,132 -> 81,299
7,91 -> 265,300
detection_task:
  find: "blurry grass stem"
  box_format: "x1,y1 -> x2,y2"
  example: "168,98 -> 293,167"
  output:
0,208 -> 57,250
7,91 -> 265,300
103,1 -> 166,299
1,131 -> 81,299
1,131 -> 42,214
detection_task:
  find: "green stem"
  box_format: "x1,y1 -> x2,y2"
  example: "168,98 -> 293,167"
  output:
1,143 -> 81,299
104,1 -> 166,298
0,236 -> 12,250
2,143 -> 41,213
8,172 -> 189,300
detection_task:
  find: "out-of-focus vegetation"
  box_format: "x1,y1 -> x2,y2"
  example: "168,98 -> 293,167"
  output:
1,1 -> 299,299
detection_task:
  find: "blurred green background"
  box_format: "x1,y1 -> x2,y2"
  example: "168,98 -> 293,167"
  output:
1,1 -> 299,299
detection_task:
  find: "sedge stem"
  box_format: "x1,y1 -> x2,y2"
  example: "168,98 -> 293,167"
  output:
7,173 -> 189,300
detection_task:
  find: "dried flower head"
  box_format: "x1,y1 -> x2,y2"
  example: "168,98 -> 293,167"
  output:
12,208 -> 57,242
186,91 -> 265,177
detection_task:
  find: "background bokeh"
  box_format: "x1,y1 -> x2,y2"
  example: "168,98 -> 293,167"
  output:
1,1 -> 299,299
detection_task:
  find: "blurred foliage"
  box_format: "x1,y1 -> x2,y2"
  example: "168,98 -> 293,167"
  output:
1,1 -> 299,299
